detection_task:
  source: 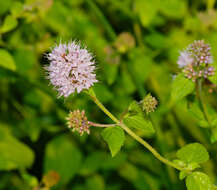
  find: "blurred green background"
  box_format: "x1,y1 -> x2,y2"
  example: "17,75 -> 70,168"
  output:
0,0 -> 217,189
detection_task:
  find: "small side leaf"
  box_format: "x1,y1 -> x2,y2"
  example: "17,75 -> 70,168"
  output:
0,49 -> 16,71
186,172 -> 213,190
171,73 -> 195,104
101,127 -> 125,157
0,15 -> 18,33
177,143 -> 209,164
123,115 -> 155,136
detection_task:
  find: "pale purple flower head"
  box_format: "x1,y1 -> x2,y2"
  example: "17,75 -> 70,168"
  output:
177,51 -> 194,68
177,40 -> 215,82
45,41 -> 97,97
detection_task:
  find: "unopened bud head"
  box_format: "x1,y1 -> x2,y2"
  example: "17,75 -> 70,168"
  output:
142,94 -> 158,114
66,110 -> 90,135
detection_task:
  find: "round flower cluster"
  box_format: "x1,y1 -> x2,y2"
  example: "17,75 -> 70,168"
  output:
177,40 -> 215,82
66,110 -> 90,135
141,94 -> 158,114
45,41 -> 97,98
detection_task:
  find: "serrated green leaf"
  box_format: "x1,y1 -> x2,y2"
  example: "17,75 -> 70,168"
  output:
177,143 -> 209,164
0,15 -> 18,33
0,49 -> 16,71
101,127 -> 125,157
186,172 -> 213,190
123,115 -> 155,136
44,135 -> 82,185
0,126 -> 34,170
171,73 -> 195,104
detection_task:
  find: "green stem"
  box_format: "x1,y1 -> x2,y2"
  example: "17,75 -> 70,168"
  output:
87,91 -> 184,171
196,79 -> 212,127
88,92 -> 119,123
120,123 -> 183,171
89,122 -> 116,128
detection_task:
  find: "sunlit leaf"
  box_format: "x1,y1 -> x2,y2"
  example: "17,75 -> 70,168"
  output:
124,115 -> 155,137
0,15 -> 18,33
101,127 -> 125,157
177,143 -> 209,164
186,172 -> 213,190
0,49 -> 16,71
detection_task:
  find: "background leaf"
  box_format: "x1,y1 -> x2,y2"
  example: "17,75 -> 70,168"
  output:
44,135 -> 82,185
0,125 -> 34,170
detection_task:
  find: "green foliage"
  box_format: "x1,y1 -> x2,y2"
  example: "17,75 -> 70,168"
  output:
123,101 -> 155,136
186,172 -> 213,190
0,49 -> 16,71
44,135 -> 82,185
134,0 -> 158,27
85,175 -> 105,190
171,73 -> 195,104
0,0 -> 217,189
0,0 -> 12,16
0,15 -> 18,34
124,115 -> 155,136
177,143 -> 209,164
0,125 -> 34,170
101,127 -> 125,157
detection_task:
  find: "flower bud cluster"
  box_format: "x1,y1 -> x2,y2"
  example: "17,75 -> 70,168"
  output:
66,110 -> 90,135
141,94 -> 158,114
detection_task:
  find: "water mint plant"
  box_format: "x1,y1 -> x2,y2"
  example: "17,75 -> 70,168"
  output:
2,1 -> 217,189
44,39 -> 217,190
